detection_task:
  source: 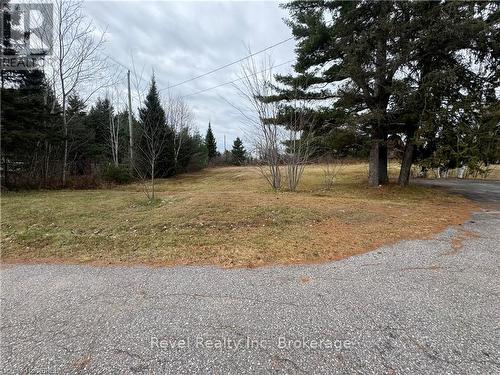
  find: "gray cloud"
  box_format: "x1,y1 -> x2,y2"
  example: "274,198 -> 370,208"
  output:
85,1 -> 295,151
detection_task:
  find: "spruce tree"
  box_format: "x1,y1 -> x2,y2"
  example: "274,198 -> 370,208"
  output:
137,76 -> 169,199
231,137 -> 246,165
1,68 -> 58,187
393,2 -> 498,185
205,122 -> 217,159
86,97 -> 112,163
275,1 -> 413,186
66,95 -> 90,174
274,1 -> 498,186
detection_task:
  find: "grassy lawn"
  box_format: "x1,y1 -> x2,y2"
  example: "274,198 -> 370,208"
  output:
0,164 -> 476,267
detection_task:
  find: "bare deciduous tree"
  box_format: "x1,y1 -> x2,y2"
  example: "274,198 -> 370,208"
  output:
283,103 -> 314,192
233,57 -> 283,191
234,56 -> 314,191
108,106 -> 119,166
50,0 -> 112,185
320,154 -> 343,190
164,93 -> 193,172
134,127 -> 168,201
133,78 -> 169,201
107,88 -> 126,167
134,118 -> 168,201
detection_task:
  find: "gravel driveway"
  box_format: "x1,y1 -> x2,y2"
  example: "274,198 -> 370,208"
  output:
414,178 -> 500,207
1,180 -> 499,374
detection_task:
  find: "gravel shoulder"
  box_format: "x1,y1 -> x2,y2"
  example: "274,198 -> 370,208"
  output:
1,181 -> 499,374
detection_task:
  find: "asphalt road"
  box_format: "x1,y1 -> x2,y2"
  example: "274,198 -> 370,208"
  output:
414,178 -> 500,207
1,180 -> 499,374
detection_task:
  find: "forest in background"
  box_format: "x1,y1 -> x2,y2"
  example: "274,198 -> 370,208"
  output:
1,1 -> 499,191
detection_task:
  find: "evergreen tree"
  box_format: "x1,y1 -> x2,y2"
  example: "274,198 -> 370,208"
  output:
136,76 -> 173,198
181,130 -> 209,172
276,1 -> 498,186
1,69 -> 60,187
137,77 -> 176,177
231,137 -> 246,165
65,95 -> 90,175
276,1 -> 414,186
86,97 -> 113,163
115,110 -> 133,164
205,122 -> 217,159
392,2 -> 498,185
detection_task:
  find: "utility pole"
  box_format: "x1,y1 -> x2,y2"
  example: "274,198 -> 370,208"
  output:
127,70 -> 133,167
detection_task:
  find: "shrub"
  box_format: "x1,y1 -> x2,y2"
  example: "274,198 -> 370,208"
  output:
101,164 -> 133,184
465,159 -> 492,179
187,151 -> 209,172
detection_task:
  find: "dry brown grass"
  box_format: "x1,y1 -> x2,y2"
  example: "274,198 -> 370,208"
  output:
0,163 -> 477,267
486,164 -> 500,180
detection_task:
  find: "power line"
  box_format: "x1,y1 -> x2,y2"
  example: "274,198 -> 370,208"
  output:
105,54 -> 149,85
159,36 -> 294,92
105,34 -> 295,93
160,19 -> 335,92
105,55 -> 131,72
181,60 -> 294,98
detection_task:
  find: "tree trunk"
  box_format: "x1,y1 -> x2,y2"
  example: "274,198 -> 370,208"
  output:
63,125 -> 68,186
151,162 -> 155,200
368,140 -> 380,187
3,157 -> 9,188
370,131 -> 389,186
398,139 -> 415,186
378,138 -> 388,184
61,77 -> 67,186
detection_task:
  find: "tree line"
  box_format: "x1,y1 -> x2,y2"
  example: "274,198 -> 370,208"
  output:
0,69 -> 207,189
3,1 -> 497,192
0,67 -> 251,190
0,0 -> 251,191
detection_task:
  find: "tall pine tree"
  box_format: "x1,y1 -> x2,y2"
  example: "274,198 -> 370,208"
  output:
1,69 -> 60,187
276,1 -> 414,186
205,122 -> 217,160
277,1 -> 498,186
137,76 -> 169,199
231,137 -> 246,165
86,97 -> 112,164
393,2 -> 498,185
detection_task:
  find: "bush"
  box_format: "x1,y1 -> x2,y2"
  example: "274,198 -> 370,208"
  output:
187,151 -> 209,172
66,174 -> 102,189
464,159 -> 492,179
101,164 -> 133,184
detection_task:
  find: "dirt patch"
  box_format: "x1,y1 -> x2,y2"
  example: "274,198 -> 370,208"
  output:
73,355 -> 92,371
443,229 -> 480,255
299,276 -> 311,284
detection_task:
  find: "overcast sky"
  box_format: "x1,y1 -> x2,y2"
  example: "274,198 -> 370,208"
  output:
84,1 -> 296,151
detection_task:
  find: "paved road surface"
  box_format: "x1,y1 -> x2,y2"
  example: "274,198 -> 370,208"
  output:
1,181 -> 499,374
414,178 -> 500,207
